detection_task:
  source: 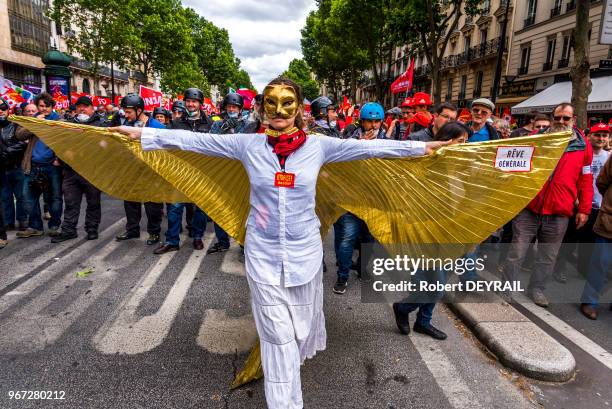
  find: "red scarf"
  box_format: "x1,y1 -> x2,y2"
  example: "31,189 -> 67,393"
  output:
266,129 -> 307,169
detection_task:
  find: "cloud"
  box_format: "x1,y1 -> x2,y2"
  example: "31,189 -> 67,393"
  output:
183,0 -> 316,92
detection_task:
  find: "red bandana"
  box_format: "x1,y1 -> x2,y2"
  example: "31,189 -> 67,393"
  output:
266,129 -> 307,169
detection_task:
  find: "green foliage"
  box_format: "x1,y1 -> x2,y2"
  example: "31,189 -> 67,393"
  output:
50,1 -> 254,97
281,59 -> 319,100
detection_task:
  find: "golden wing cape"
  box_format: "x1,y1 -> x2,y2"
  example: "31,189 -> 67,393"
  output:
10,116 -> 571,387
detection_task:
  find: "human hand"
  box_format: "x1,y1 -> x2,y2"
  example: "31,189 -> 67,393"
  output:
109,126 -> 142,141
424,140 -> 452,155
575,212 -> 588,229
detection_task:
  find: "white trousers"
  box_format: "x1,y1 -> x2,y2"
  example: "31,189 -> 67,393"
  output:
247,268 -> 326,409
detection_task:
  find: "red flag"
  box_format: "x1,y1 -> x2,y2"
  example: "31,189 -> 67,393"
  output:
139,85 -> 163,111
202,97 -> 219,115
93,96 -> 111,107
390,58 -> 414,94
458,108 -> 472,123
114,95 -> 122,106
341,96 -> 352,113
237,88 -> 257,110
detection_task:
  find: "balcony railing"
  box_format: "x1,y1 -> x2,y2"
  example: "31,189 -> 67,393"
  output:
440,36 -> 505,69
543,61 -> 554,71
566,1 -> 576,12
414,65 -> 431,78
518,66 -> 528,75
550,5 -> 561,17
524,15 -> 535,28
558,58 -> 569,68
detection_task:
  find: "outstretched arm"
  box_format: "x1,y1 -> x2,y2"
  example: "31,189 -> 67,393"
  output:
111,126 -> 247,161
319,134 -> 447,164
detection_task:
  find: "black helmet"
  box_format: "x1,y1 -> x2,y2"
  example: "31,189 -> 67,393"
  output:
222,92 -> 244,109
310,96 -> 334,119
254,93 -> 263,104
152,107 -> 170,118
183,88 -> 204,103
120,94 -> 145,111
0,97 -> 9,110
172,100 -> 185,112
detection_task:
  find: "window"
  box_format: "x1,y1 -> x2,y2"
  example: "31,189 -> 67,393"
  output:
544,38 -> 556,70
2,62 -> 42,88
519,45 -> 531,75
82,78 -> 91,94
8,0 -> 51,56
474,71 -> 483,97
525,0 -> 537,26
446,78 -> 453,101
459,75 -> 467,99
561,35 -> 571,59
482,0 -> 490,14
464,36 -> 471,54
480,29 -> 488,45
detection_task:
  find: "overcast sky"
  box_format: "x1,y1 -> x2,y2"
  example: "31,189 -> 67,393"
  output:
183,0 -> 316,92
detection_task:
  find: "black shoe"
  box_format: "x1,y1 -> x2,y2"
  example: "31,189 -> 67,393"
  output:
323,260 -> 327,273
51,231 -> 78,243
5,223 -> 15,231
206,242 -> 229,254
413,323 -> 447,340
146,234 -> 160,245
392,303 -> 410,335
86,231 -> 98,240
332,278 -> 348,294
116,232 -> 140,241
154,243 -> 179,255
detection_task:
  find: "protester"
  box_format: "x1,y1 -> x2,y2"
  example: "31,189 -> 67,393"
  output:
153,88 -> 212,255
580,149 -> 612,319
114,94 -> 166,245
110,76 -> 444,409
308,96 -> 341,137
0,97 -> 27,232
510,111 -> 536,137
502,103 -> 593,307
386,98 -> 413,139
409,102 -> 458,142
152,107 -> 171,126
465,98 -> 500,142
532,113 -> 551,133
52,96 -> 106,243
15,92 -> 63,238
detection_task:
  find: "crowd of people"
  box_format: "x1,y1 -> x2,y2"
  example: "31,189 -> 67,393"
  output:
1,86 -> 611,335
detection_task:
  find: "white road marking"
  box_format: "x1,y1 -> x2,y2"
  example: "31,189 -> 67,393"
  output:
0,220 -> 123,316
0,236 -> 140,353
93,233 -> 214,354
479,268 -> 612,371
197,309 -> 257,354
220,247 -> 245,277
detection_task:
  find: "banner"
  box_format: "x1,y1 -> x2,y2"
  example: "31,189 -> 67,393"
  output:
92,96 -> 110,107
237,88 -> 257,110
390,58 -> 414,94
162,96 -> 172,111
139,85 -> 162,111
47,76 -> 70,110
0,76 -> 35,108
114,95 -> 122,106
341,96 -> 352,113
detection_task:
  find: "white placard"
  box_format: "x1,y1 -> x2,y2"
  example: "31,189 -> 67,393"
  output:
494,146 -> 535,172
601,0 -> 612,45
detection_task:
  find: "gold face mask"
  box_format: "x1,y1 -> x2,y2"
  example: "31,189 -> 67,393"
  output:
263,85 -> 300,120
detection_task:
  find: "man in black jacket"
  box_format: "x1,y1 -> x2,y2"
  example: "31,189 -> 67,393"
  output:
52,96 -> 107,243
0,98 -> 27,248
465,98 -> 500,142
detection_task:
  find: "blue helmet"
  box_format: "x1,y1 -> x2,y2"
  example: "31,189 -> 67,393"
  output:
360,102 -> 384,120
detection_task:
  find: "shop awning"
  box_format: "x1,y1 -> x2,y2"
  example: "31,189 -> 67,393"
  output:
511,76 -> 612,114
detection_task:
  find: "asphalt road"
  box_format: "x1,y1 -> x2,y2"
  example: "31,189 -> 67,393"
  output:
0,196 -> 609,408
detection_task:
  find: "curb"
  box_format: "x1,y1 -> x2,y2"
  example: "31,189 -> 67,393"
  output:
448,297 -> 576,382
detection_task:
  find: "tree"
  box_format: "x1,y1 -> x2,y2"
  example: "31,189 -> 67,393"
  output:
281,59 -> 320,100
160,62 -> 210,96
120,0 -> 194,81
570,0 -> 591,129
389,0 -> 482,102
49,0 -> 126,93
231,68 -> 255,91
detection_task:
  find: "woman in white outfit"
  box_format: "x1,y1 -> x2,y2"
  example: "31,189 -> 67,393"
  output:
112,77 -> 444,409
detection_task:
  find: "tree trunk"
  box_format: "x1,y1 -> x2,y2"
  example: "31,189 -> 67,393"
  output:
431,52 -> 441,102
570,0 -> 591,129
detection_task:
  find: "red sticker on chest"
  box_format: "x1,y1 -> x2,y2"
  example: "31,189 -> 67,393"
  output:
275,172 -> 295,188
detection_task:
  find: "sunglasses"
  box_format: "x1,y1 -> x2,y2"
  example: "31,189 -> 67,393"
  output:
534,125 -> 548,129
553,115 -> 572,121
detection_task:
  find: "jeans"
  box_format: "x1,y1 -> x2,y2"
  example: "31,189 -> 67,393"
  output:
502,209 -> 569,291
461,246 -> 480,283
2,168 -> 26,225
333,213 -> 372,281
397,269 -> 446,327
213,222 -> 230,247
165,203 -> 207,245
580,235 -> 612,307
23,164 -> 63,231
